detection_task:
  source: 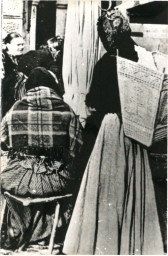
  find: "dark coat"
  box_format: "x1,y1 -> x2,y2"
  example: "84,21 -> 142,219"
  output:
2,51 -> 21,117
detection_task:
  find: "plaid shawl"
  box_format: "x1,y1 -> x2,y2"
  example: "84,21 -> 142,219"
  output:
1,86 -> 83,160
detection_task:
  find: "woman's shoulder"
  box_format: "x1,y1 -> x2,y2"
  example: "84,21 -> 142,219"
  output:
2,50 -> 11,64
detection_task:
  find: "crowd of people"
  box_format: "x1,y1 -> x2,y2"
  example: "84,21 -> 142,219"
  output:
1,8 -> 167,255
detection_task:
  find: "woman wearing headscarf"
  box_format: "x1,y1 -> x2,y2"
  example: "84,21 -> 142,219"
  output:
1,67 -> 83,250
63,10 -> 165,255
86,9 -> 137,119
79,10 -> 139,181
84,9 -> 167,252
85,10 -> 138,126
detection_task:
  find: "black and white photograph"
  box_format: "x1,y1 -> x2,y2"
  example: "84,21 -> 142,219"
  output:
0,0 -> 167,255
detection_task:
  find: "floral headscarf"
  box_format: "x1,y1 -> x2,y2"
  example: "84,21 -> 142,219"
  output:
98,10 -> 131,53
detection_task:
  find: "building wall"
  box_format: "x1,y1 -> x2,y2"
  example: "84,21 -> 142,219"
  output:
2,0 -> 32,53
55,0 -> 68,37
2,0 -> 23,41
131,24 -> 168,54
116,1 -> 168,54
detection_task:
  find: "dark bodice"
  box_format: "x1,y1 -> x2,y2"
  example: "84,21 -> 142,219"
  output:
86,54 -> 121,115
86,35 -> 138,116
2,51 -> 21,117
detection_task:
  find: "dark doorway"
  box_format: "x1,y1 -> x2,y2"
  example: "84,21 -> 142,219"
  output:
36,1 -> 56,49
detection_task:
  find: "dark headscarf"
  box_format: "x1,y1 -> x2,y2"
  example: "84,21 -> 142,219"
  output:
18,49 -> 65,97
18,49 -> 53,77
25,67 -> 62,96
98,10 -> 138,61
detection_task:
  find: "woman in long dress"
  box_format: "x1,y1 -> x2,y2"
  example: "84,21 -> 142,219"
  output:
63,9 -> 165,255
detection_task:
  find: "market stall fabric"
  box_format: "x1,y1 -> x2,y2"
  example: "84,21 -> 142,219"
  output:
63,0 -> 103,126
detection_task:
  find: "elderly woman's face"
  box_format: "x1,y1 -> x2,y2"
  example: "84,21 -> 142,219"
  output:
7,37 -> 24,56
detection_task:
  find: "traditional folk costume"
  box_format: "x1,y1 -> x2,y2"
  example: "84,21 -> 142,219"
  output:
1,68 -> 83,248
63,10 -> 167,254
